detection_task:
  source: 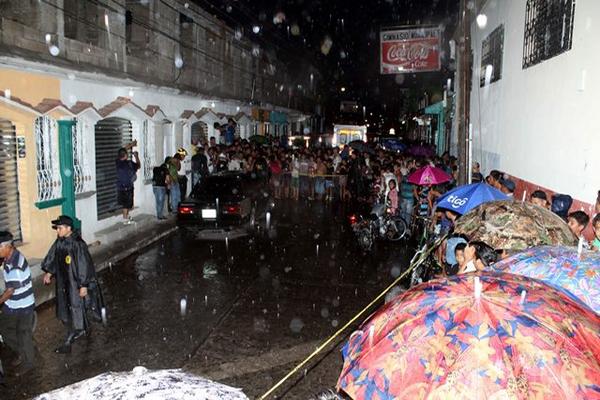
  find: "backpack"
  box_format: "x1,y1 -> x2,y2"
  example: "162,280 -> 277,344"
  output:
152,164 -> 168,186
551,194 -> 573,219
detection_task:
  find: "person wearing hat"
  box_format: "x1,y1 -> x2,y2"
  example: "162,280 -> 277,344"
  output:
42,216 -> 103,354
116,141 -> 140,224
0,231 -> 36,374
499,178 -> 515,198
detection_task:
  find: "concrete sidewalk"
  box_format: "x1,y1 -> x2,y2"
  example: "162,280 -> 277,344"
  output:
27,214 -> 178,306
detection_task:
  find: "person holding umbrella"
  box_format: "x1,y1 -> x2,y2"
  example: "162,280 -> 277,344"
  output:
42,215 -> 103,354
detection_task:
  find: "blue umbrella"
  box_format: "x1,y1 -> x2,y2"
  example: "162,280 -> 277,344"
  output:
379,138 -> 407,152
436,182 -> 508,215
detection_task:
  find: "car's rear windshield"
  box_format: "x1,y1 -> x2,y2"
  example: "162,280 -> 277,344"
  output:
193,176 -> 242,197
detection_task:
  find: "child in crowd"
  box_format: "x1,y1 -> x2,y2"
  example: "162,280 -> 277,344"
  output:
530,190 -> 549,209
591,214 -> 600,252
386,179 -> 399,215
459,241 -> 497,274
567,211 -> 590,243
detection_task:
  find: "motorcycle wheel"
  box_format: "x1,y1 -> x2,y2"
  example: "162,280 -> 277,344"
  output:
358,228 -> 373,251
385,217 -> 408,241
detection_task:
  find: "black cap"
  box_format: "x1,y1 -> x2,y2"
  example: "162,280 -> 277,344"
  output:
51,215 -> 74,229
0,231 -> 13,244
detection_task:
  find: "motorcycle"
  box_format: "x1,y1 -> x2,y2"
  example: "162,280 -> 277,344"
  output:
349,202 -> 408,251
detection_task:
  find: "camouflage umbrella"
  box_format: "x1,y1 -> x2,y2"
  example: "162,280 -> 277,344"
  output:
453,200 -> 577,251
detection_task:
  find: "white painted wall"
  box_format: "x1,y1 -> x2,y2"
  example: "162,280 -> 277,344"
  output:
469,0 -> 600,203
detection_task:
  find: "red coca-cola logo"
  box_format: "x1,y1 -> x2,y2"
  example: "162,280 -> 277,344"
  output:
386,42 -> 434,63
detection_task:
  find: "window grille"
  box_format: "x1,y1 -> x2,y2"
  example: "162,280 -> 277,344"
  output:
142,120 -> 153,182
523,0 -> 576,69
35,116 -> 62,202
480,25 -> 504,87
72,119 -> 93,194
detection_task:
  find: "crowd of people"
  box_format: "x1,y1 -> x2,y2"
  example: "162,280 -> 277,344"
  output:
175,136 -> 600,257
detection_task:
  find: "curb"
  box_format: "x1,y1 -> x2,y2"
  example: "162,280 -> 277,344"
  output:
31,225 -> 179,307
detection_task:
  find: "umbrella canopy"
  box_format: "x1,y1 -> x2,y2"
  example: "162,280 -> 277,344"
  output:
490,246 -> 600,314
408,165 -> 452,186
349,140 -> 376,154
436,183 -> 508,215
454,200 -> 577,251
337,273 -> 600,400
379,138 -> 407,152
34,367 -> 248,400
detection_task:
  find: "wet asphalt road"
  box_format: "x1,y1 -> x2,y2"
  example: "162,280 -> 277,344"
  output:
3,199 -> 412,399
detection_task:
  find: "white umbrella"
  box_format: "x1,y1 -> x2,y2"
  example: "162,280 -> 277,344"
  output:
34,367 -> 248,400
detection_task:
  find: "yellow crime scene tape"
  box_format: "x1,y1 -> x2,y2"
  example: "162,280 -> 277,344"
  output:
258,237 -> 444,399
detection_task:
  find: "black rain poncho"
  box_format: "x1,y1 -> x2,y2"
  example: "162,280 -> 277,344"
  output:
41,232 -> 104,331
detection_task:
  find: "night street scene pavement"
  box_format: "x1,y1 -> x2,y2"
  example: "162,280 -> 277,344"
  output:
1,0 -> 600,399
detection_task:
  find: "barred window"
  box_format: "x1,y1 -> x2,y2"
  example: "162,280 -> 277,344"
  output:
73,119 -> 93,194
142,120 -> 153,182
34,116 -> 62,202
480,25 -> 504,87
523,0 -> 576,69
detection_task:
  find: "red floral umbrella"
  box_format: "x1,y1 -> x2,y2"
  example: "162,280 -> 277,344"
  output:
408,165 -> 452,186
337,273 -> 600,399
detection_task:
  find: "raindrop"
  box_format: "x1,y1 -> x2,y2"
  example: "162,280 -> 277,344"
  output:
252,45 -> 260,57
67,73 -> 75,80
290,24 -> 300,36
332,319 -> 339,327
273,11 -> 286,25
332,298 -> 340,307
266,212 -> 271,230
321,307 -> 330,318
320,36 -> 333,55
234,28 -> 243,40
226,5 -> 232,13
49,45 -> 60,56
174,55 -> 184,69
476,14 -> 488,29
252,25 -> 261,34
204,295 -> 208,306
467,0 -> 476,10
184,2 -> 189,8
390,266 -> 401,278
101,307 -> 107,326
180,298 -> 187,317
289,317 -> 304,333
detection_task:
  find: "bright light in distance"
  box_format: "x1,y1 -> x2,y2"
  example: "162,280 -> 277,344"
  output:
340,87 -> 346,92
476,14 -> 488,28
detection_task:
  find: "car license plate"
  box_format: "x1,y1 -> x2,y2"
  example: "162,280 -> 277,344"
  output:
202,209 -> 217,219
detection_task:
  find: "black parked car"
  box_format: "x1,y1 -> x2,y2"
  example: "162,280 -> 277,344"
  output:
177,171 -> 272,229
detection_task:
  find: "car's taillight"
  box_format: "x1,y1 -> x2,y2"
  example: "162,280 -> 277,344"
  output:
223,204 -> 240,214
349,214 -> 357,225
179,206 -> 194,214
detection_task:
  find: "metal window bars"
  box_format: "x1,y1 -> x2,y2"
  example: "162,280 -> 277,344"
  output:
523,0 -> 576,69
142,120 -> 153,182
72,119 -> 92,194
480,25 -> 504,87
35,116 -> 62,202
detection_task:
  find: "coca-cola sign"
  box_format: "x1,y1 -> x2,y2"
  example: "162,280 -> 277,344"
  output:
380,27 -> 441,74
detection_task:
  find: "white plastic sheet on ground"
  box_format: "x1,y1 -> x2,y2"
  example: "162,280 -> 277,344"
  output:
34,367 -> 249,400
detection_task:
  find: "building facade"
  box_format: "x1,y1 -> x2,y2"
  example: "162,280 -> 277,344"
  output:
457,0 -> 599,214
0,0 -> 316,259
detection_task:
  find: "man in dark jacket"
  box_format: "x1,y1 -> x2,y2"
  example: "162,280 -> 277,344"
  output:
42,215 -> 103,354
116,143 -> 140,224
191,146 -> 209,189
